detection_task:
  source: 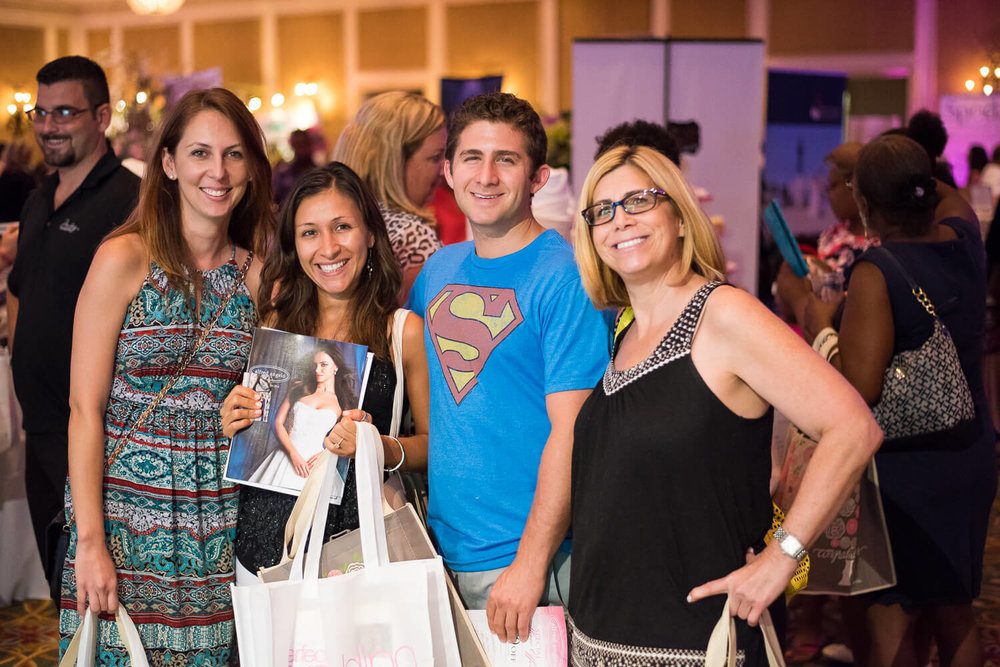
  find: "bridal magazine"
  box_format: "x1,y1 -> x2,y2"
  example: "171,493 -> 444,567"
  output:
224,327 -> 372,504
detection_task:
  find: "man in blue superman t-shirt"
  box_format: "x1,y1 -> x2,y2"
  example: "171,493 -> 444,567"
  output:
408,92 -> 608,643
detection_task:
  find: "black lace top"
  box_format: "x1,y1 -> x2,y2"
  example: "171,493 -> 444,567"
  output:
234,354 -> 398,573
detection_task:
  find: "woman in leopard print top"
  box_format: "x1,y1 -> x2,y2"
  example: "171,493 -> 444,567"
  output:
334,91 -> 445,301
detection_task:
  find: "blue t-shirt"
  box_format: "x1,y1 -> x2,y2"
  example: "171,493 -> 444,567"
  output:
408,230 -> 610,571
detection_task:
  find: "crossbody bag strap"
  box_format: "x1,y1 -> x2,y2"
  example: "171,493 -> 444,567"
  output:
870,246 -> 937,318
105,250 -> 254,468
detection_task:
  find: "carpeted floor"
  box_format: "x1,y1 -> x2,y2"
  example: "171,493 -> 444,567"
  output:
0,598 -> 58,666
4,498 -> 1000,666
975,501 -> 1000,666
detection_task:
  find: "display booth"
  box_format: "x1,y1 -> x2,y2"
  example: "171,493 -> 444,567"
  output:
572,38 -> 765,293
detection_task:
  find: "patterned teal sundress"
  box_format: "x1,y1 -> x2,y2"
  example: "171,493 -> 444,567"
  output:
59,252 -> 256,664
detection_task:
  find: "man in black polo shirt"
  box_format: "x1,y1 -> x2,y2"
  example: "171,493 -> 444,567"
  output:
8,56 -> 139,570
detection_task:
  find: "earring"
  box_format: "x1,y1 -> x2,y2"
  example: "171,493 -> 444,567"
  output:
678,220 -> 685,238
366,255 -> 373,277
860,211 -> 870,240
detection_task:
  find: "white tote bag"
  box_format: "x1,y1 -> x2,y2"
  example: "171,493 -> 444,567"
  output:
59,607 -> 150,667
232,422 -> 461,667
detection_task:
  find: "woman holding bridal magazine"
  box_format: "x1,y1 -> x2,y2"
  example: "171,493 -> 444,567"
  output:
567,145 -> 882,665
221,161 -> 430,583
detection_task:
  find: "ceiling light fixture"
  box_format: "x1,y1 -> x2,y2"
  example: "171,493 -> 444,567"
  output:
127,0 -> 185,16
967,50 -> 1000,96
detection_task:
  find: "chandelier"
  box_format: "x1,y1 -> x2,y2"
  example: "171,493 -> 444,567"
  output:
965,51 -> 1000,96
127,0 -> 185,15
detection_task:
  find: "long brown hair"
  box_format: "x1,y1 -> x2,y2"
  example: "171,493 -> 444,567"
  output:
109,87 -> 273,292
259,162 -> 401,360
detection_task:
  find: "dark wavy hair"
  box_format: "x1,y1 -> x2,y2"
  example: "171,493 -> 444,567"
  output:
108,88 -> 273,293
855,135 -> 941,237
258,162 -> 401,360
284,343 -> 360,431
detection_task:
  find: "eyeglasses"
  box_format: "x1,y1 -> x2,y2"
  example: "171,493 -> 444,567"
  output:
25,105 -> 98,125
581,188 -> 672,227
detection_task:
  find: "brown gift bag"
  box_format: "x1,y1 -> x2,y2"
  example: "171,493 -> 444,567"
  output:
775,427 -> 896,595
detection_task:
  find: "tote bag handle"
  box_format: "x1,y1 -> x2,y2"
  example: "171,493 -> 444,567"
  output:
705,598 -> 784,667
59,607 -> 150,667
289,421 -> 390,582
289,450 -> 337,582
354,421 -> 390,569
389,308 -> 409,438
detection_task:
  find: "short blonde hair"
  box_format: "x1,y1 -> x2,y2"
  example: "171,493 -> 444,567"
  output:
573,145 -> 725,309
332,91 -> 445,220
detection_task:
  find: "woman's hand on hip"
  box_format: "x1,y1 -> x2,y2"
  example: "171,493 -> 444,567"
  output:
219,385 -> 261,439
323,409 -> 373,459
686,544 -> 796,627
73,540 -> 119,615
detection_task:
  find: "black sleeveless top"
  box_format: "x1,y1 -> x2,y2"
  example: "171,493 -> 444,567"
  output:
569,282 -> 774,657
234,355 -> 397,573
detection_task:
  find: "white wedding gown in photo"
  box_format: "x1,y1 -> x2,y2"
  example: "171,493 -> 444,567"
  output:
248,401 -> 340,492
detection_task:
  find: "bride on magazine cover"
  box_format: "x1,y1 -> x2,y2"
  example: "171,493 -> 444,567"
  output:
248,344 -> 358,491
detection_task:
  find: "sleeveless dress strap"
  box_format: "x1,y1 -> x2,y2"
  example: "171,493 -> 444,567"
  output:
603,280 -> 724,395
676,280 -> 725,350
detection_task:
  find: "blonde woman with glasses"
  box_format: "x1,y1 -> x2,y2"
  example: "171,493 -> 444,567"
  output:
567,145 -> 881,665
333,91 -> 446,301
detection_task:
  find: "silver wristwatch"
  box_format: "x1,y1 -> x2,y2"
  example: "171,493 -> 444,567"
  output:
773,527 -> 807,561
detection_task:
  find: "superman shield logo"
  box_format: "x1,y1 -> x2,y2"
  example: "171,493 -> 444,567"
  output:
425,285 -> 524,404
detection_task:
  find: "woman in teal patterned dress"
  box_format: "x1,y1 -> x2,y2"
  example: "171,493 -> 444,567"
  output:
59,88 -> 270,663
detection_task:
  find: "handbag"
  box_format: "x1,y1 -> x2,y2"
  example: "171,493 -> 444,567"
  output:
775,426 -> 896,595
59,607 -> 150,667
51,252 -> 252,606
231,422 -> 463,666
870,248 -> 975,441
705,598 -> 784,667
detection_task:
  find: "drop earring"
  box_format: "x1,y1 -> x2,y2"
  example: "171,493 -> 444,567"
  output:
366,255 -> 373,277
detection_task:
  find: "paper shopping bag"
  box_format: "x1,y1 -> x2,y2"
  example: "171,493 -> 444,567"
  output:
775,426 -> 896,595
